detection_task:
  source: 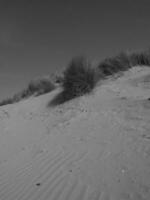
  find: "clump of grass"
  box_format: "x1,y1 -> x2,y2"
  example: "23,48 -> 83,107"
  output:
128,50 -> 150,66
2,49 -> 150,107
0,98 -> 14,106
50,56 -> 97,105
97,52 -> 131,77
27,76 -> 55,96
0,76 -> 55,106
97,50 -> 150,80
62,57 -> 97,99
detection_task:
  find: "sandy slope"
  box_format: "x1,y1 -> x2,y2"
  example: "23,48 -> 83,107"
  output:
0,66 -> 150,199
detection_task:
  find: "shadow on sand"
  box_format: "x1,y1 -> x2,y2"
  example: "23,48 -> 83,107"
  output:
47,90 -> 76,107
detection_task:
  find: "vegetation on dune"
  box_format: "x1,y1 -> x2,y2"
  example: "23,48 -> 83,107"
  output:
128,50 -> 150,66
27,76 -> 55,96
1,48 -> 150,107
0,76 -> 55,106
97,52 -> 131,77
49,57 -> 97,106
97,49 -> 150,79
62,57 -> 97,98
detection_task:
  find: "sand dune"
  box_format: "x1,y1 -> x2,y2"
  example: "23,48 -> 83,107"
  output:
0,66 -> 150,199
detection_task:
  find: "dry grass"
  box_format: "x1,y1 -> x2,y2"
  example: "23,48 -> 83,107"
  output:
62,57 -> 97,98
97,50 -> 150,79
49,57 -> 97,106
0,76 -> 55,106
1,49 -> 150,107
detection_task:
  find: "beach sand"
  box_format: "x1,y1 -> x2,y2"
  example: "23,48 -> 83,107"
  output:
0,66 -> 150,199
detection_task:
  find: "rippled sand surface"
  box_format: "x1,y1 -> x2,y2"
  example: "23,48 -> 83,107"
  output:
0,66 -> 150,199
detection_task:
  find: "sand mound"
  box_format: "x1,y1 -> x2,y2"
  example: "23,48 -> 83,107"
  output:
0,66 -> 150,199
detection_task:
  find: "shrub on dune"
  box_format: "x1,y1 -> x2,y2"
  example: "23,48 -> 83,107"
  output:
96,50 -> 150,81
129,51 -> 150,66
112,52 -> 131,70
97,52 -> 131,77
27,76 -> 55,96
62,57 -> 97,100
0,98 -> 13,106
2,49 -> 150,107
0,76 -> 55,106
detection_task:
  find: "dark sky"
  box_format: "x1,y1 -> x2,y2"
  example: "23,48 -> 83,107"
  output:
0,0 -> 150,100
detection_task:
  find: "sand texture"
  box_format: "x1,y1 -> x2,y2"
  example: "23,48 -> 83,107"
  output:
0,67 -> 150,199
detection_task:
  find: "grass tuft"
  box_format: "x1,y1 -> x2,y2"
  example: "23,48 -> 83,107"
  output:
0,76 -> 55,106
49,57 -> 97,106
97,52 -> 131,77
97,50 -> 150,80
62,56 -> 97,98
128,50 -> 150,66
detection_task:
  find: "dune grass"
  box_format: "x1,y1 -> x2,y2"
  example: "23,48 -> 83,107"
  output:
0,76 -> 55,106
1,48 -> 150,107
26,76 -> 55,96
97,52 -> 131,77
58,49 -> 150,105
128,50 -> 150,66
97,50 -> 150,80
62,57 -> 97,97
49,57 -> 97,106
